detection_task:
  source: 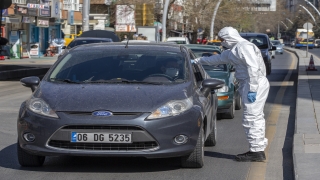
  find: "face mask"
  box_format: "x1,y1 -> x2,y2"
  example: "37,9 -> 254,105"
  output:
165,68 -> 179,77
221,41 -> 232,49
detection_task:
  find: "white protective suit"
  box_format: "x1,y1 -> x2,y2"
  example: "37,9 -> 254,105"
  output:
200,27 -> 270,152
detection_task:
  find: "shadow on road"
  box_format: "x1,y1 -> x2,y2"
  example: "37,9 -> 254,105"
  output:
0,143 -> 182,172
204,151 -> 235,160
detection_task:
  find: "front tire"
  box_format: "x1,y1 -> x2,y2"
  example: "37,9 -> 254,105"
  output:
181,128 -> 204,168
205,115 -> 217,146
235,93 -> 242,110
17,141 -> 45,167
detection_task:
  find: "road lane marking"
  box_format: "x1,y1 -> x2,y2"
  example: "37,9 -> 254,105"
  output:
246,52 -> 297,180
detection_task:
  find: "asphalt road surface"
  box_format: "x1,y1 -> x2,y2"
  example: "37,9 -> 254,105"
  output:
0,51 -> 297,180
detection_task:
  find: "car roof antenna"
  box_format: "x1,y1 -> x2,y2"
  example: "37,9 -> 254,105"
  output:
125,39 -> 129,48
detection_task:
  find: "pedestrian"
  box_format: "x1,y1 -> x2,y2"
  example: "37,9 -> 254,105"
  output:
195,27 -> 270,162
123,34 -> 128,41
0,37 -> 10,57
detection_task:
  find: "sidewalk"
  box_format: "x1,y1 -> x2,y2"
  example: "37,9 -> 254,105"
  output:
284,47 -> 320,180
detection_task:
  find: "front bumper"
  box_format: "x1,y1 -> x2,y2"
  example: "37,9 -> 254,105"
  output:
17,107 -> 202,158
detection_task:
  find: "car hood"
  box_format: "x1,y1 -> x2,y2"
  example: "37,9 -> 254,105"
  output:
35,81 -> 193,112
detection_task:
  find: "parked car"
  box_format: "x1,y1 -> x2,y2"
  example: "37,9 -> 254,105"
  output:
290,41 -> 295,48
17,42 -> 224,168
240,33 -> 276,75
166,37 -> 190,44
186,45 -> 241,119
59,37 -> 113,58
271,40 -> 284,54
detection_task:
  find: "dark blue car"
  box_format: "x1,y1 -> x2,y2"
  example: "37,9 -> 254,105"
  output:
17,43 -> 224,168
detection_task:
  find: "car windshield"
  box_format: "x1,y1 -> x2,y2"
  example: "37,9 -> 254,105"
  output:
202,64 -> 227,72
68,39 -> 112,48
189,48 -> 221,58
241,35 -> 269,49
49,48 -> 189,84
271,41 -> 281,45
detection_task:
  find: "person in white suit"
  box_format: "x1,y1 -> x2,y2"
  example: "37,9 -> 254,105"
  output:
196,27 -> 270,162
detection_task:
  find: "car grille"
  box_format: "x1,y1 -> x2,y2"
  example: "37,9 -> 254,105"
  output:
63,111 -> 142,116
48,140 -> 158,151
62,125 -> 143,130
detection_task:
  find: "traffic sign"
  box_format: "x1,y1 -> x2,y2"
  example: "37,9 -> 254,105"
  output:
303,22 -> 313,30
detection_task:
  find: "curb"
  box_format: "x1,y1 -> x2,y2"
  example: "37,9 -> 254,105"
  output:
284,48 -> 300,180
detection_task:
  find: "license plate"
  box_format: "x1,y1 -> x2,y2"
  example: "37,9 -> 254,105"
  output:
71,132 -> 132,143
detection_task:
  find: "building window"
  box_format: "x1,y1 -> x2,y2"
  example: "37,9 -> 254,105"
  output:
12,0 -> 27,4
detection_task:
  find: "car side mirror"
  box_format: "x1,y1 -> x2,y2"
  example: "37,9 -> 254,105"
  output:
62,46 -> 66,49
271,46 -> 277,50
20,76 -> 40,92
202,78 -> 225,90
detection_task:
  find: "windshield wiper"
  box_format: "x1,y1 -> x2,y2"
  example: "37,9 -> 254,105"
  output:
50,78 -> 80,84
85,79 -> 163,85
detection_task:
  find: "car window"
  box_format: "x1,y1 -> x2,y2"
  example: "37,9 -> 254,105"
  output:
169,41 -> 186,44
49,49 -> 189,84
241,35 -> 269,49
68,39 -> 112,48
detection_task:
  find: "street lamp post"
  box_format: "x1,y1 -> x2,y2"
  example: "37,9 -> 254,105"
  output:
162,0 -> 170,42
210,0 -> 222,41
299,5 -> 317,25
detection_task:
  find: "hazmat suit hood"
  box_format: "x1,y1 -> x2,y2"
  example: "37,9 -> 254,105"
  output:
218,27 -> 245,49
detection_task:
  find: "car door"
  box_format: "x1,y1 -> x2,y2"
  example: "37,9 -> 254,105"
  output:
191,59 -> 215,138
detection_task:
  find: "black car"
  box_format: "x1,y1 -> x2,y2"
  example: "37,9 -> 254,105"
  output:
59,37 -> 113,57
17,43 -> 224,168
240,33 -> 276,75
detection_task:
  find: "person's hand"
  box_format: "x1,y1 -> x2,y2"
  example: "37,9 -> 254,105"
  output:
247,92 -> 257,103
194,57 -> 201,63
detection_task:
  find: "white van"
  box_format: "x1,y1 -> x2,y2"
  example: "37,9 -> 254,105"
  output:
166,37 -> 190,44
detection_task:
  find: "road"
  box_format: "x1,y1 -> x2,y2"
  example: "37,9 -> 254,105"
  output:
0,51 -> 297,180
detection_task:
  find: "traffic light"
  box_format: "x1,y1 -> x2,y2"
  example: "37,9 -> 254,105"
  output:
135,4 -> 154,26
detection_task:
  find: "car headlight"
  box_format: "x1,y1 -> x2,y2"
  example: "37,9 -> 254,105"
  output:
216,85 -> 229,93
28,97 -> 59,118
147,97 -> 193,119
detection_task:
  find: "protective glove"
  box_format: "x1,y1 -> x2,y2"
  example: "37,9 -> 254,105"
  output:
194,57 -> 201,63
247,92 -> 257,103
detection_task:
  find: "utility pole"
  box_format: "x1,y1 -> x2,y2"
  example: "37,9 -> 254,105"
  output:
162,0 -> 170,42
210,0 -> 222,41
278,21 -> 280,39
82,0 -> 90,32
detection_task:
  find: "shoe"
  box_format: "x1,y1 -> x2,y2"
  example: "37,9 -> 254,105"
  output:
235,151 -> 266,162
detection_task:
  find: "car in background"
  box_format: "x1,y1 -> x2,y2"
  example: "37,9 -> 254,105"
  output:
17,42 -> 224,168
166,37 -> 190,44
240,33 -> 276,75
271,40 -> 284,54
59,37 -> 113,57
186,44 -> 241,119
291,41 -> 295,48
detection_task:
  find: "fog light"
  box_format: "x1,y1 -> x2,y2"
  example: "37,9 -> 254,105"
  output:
174,135 -> 188,144
23,133 -> 35,142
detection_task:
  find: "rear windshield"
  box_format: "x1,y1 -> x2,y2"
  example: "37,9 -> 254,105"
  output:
202,64 -> 227,72
241,35 -> 269,49
271,41 -> 280,45
49,48 -> 189,84
189,48 -> 221,58
68,39 -> 112,48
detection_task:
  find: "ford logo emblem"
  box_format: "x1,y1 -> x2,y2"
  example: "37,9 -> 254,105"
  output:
92,111 -> 113,117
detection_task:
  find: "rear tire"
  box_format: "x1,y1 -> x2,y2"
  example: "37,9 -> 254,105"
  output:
205,115 -> 217,146
222,99 -> 235,119
17,141 -> 45,167
181,128 -> 204,168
